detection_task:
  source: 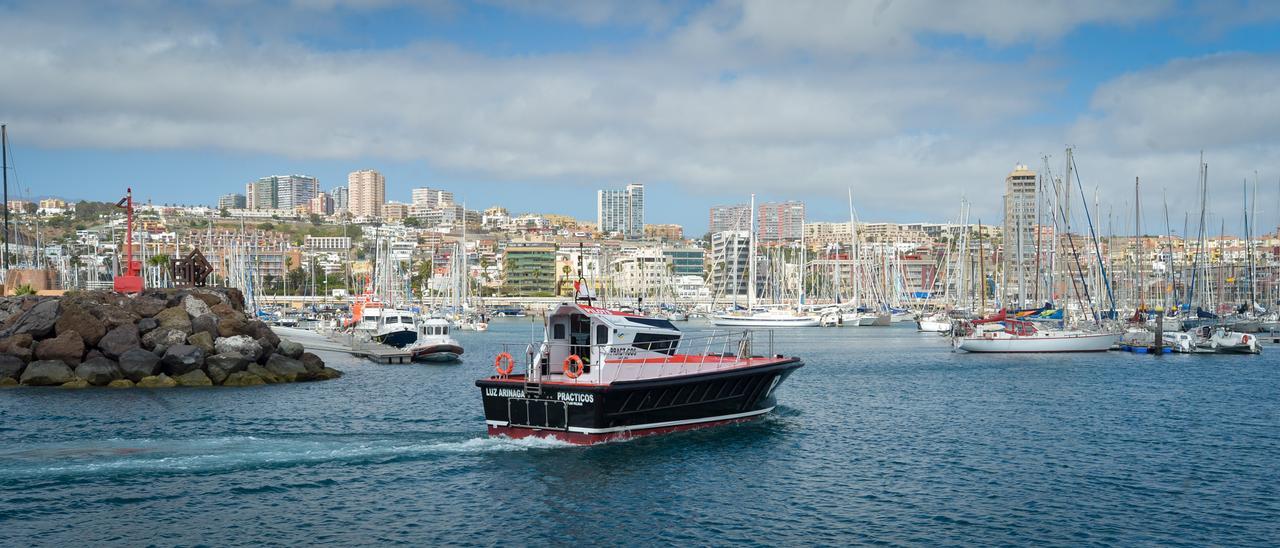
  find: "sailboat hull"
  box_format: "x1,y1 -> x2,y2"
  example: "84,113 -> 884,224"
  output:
957,332 -> 1118,353
710,315 -> 820,328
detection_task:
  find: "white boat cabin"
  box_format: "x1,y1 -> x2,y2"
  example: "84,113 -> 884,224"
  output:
537,303 -> 683,379
420,317 -> 451,338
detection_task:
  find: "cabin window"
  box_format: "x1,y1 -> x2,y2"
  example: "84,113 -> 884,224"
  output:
553,323 -> 566,339
595,324 -> 608,345
633,333 -> 679,356
402,317 -> 413,324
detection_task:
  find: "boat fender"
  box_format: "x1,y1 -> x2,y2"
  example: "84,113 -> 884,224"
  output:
564,355 -> 585,379
494,353 -> 515,376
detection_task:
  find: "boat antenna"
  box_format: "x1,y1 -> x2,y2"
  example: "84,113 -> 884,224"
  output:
574,242 -> 595,305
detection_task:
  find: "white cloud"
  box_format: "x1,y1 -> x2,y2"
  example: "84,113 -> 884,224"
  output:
0,0 -> 1276,228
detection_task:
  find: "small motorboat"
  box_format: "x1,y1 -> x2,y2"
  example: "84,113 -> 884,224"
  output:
410,318 -> 464,362
477,300 -> 803,444
1198,326 -> 1261,354
355,305 -> 418,348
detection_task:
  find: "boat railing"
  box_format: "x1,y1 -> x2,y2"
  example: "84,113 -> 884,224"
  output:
491,329 -> 778,384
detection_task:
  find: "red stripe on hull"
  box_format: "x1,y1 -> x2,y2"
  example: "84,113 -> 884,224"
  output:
487,414 -> 764,445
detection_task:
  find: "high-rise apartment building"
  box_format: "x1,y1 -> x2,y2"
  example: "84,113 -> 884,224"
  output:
708,204 -> 751,234
244,175 -> 319,210
1003,164 -> 1038,306
275,175 -> 320,210
246,179 -> 275,210
347,169 -> 386,218
710,231 -> 751,296
758,201 -> 805,242
596,183 -> 644,238
411,187 -> 455,209
218,193 -> 246,210
330,186 -> 349,212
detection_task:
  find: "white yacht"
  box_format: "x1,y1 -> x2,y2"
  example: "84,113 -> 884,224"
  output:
354,304 -> 419,348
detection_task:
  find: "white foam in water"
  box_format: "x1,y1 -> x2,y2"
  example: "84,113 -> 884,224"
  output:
0,434 -> 576,481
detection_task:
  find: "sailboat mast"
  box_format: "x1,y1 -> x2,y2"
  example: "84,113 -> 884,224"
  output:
1135,177 -> 1142,310
1,124 -> 7,270
748,193 -> 756,311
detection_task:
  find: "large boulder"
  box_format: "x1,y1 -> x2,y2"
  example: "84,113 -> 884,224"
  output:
137,318 -> 159,334
205,353 -> 249,384
136,373 -> 178,388
217,316 -> 249,338
174,369 -> 213,387
74,357 -> 123,386
187,331 -> 215,354
0,333 -> 33,363
299,352 -> 325,373
214,335 -> 262,360
248,320 -> 280,347
107,379 -> 135,388
226,288 -> 246,311
161,344 -> 205,376
20,360 -> 75,386
55,304 -> 107,347
247,363 -> 282,383
61,378 -> 90,389
210,303 -> 239,321
0,354 -> 25,380
118,348 -> 161,382
154,306 -> 193,334
182,295 -> 212,319
34,330 -> 85,366
222,370 -> 265,387
191,291 -> 223,308
0,299 -> 59,339
94,307 -> 140,330
128,296 -> 168,318
255,337 -> 277,364
141,327 -> 187,353
98,324 -> 141,360
277,339 -> 305,359
191,314 -> 219,340
264,354 -> 307,382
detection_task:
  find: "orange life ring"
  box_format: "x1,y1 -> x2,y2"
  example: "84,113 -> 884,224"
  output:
563,355 -> 585,379
494,352 -> 515,376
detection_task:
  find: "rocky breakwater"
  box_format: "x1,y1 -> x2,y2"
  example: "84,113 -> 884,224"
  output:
0,287 -> 342,389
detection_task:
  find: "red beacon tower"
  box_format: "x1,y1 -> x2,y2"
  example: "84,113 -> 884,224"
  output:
112,187 -> 144,294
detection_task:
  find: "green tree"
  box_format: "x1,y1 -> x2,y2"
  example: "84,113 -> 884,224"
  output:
258,222 -> 274,231
220,208 -> 230,218
309,213 -> 322,225
404,217 -> 422,228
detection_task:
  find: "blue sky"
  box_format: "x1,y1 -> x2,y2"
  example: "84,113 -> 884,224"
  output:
2,0 -> 1280,235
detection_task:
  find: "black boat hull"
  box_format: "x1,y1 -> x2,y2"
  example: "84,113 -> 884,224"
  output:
374,330 -> 417,348
476,358 -> 802,444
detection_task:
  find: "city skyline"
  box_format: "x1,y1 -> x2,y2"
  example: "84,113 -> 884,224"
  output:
2,2 -> 1280,235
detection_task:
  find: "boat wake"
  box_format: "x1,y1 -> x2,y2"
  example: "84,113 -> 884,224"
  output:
0,434 -> 573,482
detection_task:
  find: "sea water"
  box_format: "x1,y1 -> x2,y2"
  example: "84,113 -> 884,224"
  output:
1,319 -> 1277,545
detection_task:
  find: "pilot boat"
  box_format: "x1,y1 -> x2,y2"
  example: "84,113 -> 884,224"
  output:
409,317 -> 464,362
476,300 -> 804,444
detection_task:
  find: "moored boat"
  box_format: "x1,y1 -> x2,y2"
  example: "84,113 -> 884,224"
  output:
410,318 -> 464,362
955,313 -> 1118,353
477,302 -> 803,444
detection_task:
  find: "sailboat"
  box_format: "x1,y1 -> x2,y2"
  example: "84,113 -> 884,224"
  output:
712,193 -> 819,328
955,149 -> 1120,352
